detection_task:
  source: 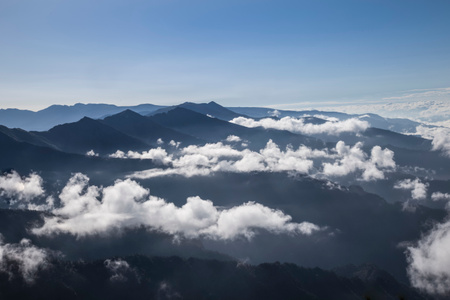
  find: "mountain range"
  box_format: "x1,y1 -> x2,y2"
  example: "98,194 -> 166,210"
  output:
0,101 -> 449,299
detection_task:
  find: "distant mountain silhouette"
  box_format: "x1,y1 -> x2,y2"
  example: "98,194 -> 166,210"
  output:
312,127 -> 432,151
102,109 -> 203,146
149,101 -> 245,121
0,103 -> 165,131
33,117 -> 150,155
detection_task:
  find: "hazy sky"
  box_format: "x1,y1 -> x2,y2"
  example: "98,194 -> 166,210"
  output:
1,0 -> 450,110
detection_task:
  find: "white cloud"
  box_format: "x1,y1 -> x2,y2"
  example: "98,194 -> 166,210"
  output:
32,174 -> 321,240
225,135 -> 242,142
0,171 -> 45,203
117,141 -> 394,182
431,192 -> 450,201
109,147 -> 172,164
269,109 -> 281,117
0,235 -> 49,283
322,142 -> 396,181
86,150 -> 99,157
169,140 -> 181,148
415,125 -> 450,157
128,141 -> 319,179
407,220 -> 450,295
230,116 -> 369,136
157,138 -> 164,145
394,178 -> 428,200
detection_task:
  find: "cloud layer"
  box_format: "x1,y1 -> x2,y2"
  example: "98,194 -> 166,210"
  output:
32,173 -> 321,240
127,140 -> 395,182
230,116 -> 369,136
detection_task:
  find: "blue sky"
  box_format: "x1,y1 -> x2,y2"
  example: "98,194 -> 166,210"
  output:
1,0 -> 450,110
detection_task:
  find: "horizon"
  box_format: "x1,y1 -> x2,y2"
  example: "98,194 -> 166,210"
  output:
1,0 -> 450,111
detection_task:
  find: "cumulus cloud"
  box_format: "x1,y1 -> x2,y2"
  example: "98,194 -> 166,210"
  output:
86,150 -> 99,157
407,220 -> 450,295
225,135 -> 242,142
32,174 -> 321,240
394,178 -> 428,200
109,147 -> 171,164
126,140 -> 395,182
0,171 -> 45,203
321,142 -> 396,181
0,235 -> 49,283
230,116 -> 369,136
431,192 -> 450,201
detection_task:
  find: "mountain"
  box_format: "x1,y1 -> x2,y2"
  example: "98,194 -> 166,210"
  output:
149,101 -> 245,121
0,125 -> 54,148
149,107 -> 323,149
101,109 -> 203,146
0,131 -> 155,175
0,103 -> 165,131
33,117 -> 150,155
0,255 -> 425,300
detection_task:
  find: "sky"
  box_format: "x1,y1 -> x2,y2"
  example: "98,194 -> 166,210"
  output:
1,0 -> 450,111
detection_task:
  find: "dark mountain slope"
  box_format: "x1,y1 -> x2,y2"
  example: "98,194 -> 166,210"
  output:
0,255 -> 426,300
33,117 -> 149,155
101,109 -> 203,146
0,131 -> 155,174
0,125 -> 54,148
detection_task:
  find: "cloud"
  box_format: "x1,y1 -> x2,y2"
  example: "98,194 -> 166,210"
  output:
225,135 -> 242,142
0,235 -> 49,283
406,220 -> 450,295
394,178 -> 428,200
431,192 -> 450,201
128,141 -> 319,179
32,174 -> 321,240
321,142 -> 396,181
86,150 -> 99,157
109,147 -> 172,164
415,125 -> 450,157
230,116 -> 369,136
0,171 -> 45,203
124,140 -> 395,182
